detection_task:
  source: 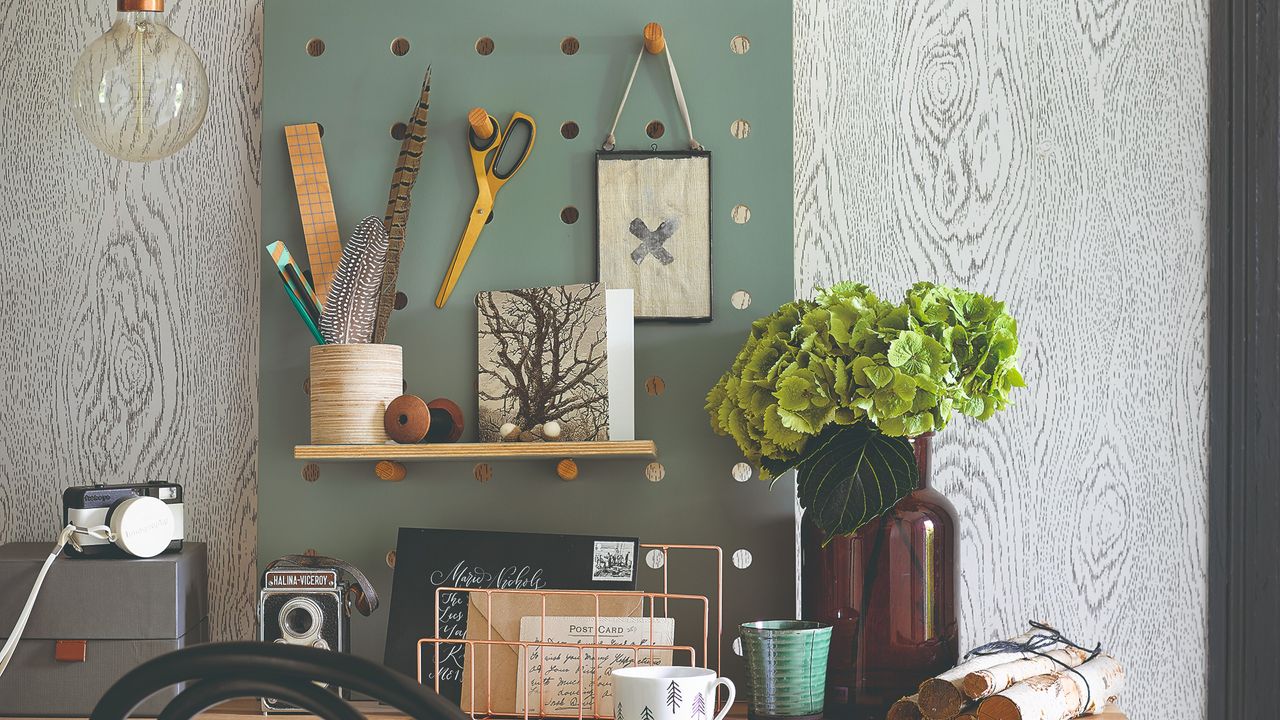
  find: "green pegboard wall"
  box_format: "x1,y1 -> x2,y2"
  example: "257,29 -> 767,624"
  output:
260,0 -> 794,683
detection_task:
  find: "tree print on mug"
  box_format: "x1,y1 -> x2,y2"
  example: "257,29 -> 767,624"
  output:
616,703 -> 624,720
641,706 -> 654,720
666,681 -> 683,713
691,693 -> 707,720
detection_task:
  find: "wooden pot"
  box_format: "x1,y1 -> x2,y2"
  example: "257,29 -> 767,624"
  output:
309,344 -> 403,444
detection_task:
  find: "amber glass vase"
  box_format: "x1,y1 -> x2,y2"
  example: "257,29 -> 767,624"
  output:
800,433 -> 958,720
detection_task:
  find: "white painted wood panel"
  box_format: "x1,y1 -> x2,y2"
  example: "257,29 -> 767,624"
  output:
794,1 -> 1209,718
0,0 -> 261,642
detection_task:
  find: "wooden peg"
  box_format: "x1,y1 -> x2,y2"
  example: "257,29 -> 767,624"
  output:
557,458 -> 579,481
643,23 -> 665,54
468,107 -> 494,140
375,460 -> 406,482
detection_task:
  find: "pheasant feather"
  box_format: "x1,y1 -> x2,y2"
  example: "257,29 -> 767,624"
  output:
319,215 -> 389,344
372,65 -> 432,343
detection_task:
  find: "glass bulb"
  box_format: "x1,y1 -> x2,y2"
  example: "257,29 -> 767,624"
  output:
70,11 -> 209,162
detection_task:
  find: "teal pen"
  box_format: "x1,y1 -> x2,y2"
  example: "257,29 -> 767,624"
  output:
277,274 -> 325,344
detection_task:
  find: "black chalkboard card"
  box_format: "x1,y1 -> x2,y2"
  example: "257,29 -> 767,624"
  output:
382,527 -> 639,694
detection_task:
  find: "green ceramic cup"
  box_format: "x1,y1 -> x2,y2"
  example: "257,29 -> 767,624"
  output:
739,620 -> 833,720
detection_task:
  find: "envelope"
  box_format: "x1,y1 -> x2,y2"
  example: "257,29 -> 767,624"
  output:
460,593 -> 644,715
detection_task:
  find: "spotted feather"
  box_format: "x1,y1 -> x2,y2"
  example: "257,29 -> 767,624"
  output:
319,215 -> 389,344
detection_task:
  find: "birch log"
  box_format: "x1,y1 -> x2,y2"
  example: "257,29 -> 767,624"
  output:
918,631 -> 1056,719
887,694 -> 924,720
962,647 -> 1093,700
976,655 -> 1126,720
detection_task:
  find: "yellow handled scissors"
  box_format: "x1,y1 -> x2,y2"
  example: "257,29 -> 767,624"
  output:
435,107 -> 537,308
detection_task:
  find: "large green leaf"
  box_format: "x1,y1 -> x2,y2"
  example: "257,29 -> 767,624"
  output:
793,423 -> 918,537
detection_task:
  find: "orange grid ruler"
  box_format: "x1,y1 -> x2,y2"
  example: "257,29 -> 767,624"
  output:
284,123 -> 342,305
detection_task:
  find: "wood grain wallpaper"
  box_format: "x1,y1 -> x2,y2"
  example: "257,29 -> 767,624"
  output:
0,0 -> 262,641
794,1 -> 1209,718
0,1 -> 1208,716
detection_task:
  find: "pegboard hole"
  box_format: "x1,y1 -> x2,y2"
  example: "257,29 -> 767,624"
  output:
731,204 -> 752,224
391,122 -> 408,141
390,37 -> 411,56
302,463 -> 320,483
306,38 -> 326,57
645,462 -> 665,483
645,120 -> 665,139
731,290 -> 752,310
386,550 -> 397,568
561,206 -> 580,225
645,549 -> 667,569
304,548 -> 317,557
730,119 -> 751,140
732,549 -> 753,569
476,36 -> 495,56
474,463 -> 493,482
303,376 -> 311,396
732,462 -> 753,482
730,35 -> 751,55
315,123 -> 325,138
645,376 -> 666,396
394,291 -> 408,310
485,210 -> 495,225
732,638 -> 744,656
560,121 -> 580,140
561,36 -> 580,55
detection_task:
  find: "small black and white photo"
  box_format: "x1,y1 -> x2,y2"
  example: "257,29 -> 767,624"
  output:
592,540 -> 635,582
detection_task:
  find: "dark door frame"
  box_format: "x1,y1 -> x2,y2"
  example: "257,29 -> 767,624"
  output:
1209,0 -> 1280,717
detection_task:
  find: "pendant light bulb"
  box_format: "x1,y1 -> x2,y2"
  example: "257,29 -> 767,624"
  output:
69,0 -> 209,162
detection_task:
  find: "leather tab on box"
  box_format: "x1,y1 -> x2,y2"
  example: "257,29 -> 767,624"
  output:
55,640 -> 86,663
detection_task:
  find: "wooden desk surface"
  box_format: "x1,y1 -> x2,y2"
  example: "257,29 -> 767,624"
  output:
2,699 -> 1129,719
66,699 -> 1127,719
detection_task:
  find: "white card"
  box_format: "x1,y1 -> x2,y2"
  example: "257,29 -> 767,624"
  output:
606,289 -> 635,440
515,615 -> 675,715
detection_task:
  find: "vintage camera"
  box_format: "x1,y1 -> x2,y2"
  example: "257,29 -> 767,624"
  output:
61,482 -> 184,558
259,556 -> 376,712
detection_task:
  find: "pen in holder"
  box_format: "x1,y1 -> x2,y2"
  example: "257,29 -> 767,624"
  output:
309,344 -> 403,444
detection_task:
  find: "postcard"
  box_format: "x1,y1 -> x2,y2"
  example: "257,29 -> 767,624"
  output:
515,615 -> 676,715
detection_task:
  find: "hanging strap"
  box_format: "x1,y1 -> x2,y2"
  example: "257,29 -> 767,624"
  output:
603,44 -> 703,152
0,524 -> 76,678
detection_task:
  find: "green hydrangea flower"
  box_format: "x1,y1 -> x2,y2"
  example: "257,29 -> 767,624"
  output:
706,282 -> 1024,480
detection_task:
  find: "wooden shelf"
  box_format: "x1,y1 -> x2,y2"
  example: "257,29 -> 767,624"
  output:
294,440 -> 658,462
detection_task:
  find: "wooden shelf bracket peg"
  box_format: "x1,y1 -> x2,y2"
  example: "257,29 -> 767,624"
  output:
557,458 -> 579,481
375,460 -> 407,482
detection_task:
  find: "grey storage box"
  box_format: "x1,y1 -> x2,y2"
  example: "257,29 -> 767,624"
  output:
0,542 -> 209,716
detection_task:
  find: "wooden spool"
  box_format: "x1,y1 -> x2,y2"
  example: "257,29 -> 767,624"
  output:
425,398 -> 465,443
383,395 -> 464,443
643,22 -> 665,54
309,344 -> 403,444
384,394 -> 431,443
557,458 -> 579,481
375,460 -> 406,482
468,107 -> 494,140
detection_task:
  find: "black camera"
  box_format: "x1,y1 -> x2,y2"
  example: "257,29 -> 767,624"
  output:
61,482 -> 184,558
259,556 -> 377,713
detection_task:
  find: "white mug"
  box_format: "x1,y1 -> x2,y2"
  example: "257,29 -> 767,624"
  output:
612,666 -> 735,720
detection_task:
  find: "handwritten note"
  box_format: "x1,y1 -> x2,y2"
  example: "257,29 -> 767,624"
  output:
426,561 -> 549,686
515,616 -> 676,715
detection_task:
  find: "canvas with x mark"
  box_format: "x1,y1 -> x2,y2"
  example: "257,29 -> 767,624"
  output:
597,152 -> 712,321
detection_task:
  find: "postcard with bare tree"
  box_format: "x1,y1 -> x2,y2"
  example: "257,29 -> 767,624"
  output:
476,283 -> 610,441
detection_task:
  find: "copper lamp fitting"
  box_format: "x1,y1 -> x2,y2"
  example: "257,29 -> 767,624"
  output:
118,0 -> 164,11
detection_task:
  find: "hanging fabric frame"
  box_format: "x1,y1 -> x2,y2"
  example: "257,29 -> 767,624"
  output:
596,35 -> 713,322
